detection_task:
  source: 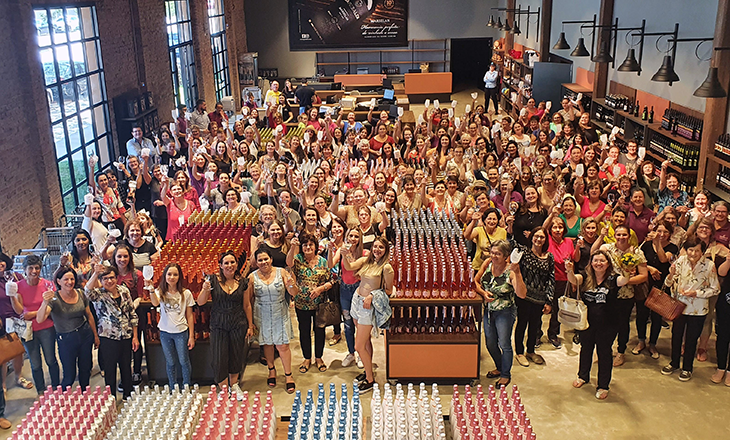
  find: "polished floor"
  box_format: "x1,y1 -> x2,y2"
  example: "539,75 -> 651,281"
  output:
2,310 -> 730,440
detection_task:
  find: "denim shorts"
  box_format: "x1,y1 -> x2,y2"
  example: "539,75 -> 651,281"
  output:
350,293 -> 374,326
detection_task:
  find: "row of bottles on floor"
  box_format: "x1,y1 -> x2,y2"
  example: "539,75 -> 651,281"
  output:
648,133 -> 699,170
660,108 -> 703,141
145,307 -> 211,342
391,209 -> 475,299
390,305 -> 477,335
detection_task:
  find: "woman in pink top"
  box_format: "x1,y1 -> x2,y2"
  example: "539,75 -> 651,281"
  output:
577,180 -> 607,219
328,220 -> 369,368
546,216 -> 575,348
161,180 -> 196,241
8,255 -> 60,393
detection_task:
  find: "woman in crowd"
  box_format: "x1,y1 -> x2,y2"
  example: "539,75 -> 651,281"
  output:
596,224 -> 647,367
248,248 -> 298,393
577,180 -> 606,220
58,229 -> 96,287
544,195 -> 582,239
545,216 -> 574,348
110,244 -> 144,384
328,220 -> 365,368
475,240 -> 527,387
662,237 -> 720,381
510,228 -> 554,366
121,220 -> 159,269
251,221 -> 289,270
714,252 -> 730,385
161,180 -> 196,241
286,233 -> 333,374
146,263 -> 194,388
341,236 -> 393,392
567,252 -> 628,399
35,266 -> 99,390
85,264 -> 139,398
0,253 -> 33,391
626,189 -> 655,243
89,168 -> 127,230
83,200 -> 109,251
506,186 -> 547,247
197,251 -> 251,399
135,210 -> 163,250
8,255 -> 61,394
465,207 -> 507,273
635,221 -> 678,359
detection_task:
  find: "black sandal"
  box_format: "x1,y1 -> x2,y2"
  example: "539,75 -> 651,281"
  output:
299,361 -> 310,374
267,366 -> 276,387
285,373 -> 296,394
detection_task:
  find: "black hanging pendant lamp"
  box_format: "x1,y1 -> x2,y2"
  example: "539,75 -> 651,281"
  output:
592,42 -> 613,63
487,15 -> 495,27
651,55 -> 680,82
571,38 -> 590,57
511,20 -> 521,35
693,67 -> 727,98
496,17 -> 504,30
553,32 -> 570,50
503,19 -> 512,33
617,49 -> 641,72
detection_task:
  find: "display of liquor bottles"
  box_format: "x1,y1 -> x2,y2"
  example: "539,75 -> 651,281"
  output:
390,305 -> 478,336
605,94 -> 632,110
593,104 -> 604,123
287,383 -> 363,440
648,132 -> 700,170
716,167 -> 730,194
450,384 -> 536,440
660,108 -> 703,141
195,387 -> 276,440
370,383 -> 446,440
715,134 -> 730,163
9,385 -> 117,440
390,208 -> 475,299
634,101 -> 640,117
641,106 -> 648,121
108,384 -> 205,440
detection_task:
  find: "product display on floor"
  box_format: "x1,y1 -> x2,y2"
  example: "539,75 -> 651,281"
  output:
450,384 -> 536,440
369,383 -> 446,440
9,385 -> 117,440
287,383 -> 363,440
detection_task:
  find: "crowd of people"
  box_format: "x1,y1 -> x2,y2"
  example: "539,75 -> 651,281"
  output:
1,69 -> 730,428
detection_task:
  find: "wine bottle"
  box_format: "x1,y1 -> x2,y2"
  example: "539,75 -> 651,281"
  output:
634,101 -> 640,117
429,306 -> 437,334
418,307 -> 426,334
648,106 -> 654,123
641,106 -> 648,121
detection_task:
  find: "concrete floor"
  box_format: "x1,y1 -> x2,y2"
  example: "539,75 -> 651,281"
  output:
2,309 -> 730,440
3,89 -> 729,439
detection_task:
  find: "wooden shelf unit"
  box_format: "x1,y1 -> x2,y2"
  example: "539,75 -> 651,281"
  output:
588,81 -> 703,178
315,39 -> 448,77
561,83 -> 592,115
385,298 -> 482,383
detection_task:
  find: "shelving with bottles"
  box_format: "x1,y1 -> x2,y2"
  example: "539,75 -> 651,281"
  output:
561,83 -> 592,115
704,134 -> 730,202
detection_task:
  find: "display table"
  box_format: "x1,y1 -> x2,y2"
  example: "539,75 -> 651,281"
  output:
334,73 -> 386,89
404,72 -> 452,99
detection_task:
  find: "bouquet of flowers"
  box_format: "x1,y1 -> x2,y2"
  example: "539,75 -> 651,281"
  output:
620,253 -> 640,273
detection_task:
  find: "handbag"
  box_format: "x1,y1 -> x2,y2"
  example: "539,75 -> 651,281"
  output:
0,332 -> 27,365
558,281 -> 589,331
633,281 -> 650,302
316,283 -> 341,328
645,286 -> 686,321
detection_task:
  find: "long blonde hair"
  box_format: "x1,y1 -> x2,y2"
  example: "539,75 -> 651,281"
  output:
357,236 -> 391,279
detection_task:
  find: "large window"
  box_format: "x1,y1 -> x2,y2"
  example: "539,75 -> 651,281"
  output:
34,6 -> 112,213
208,0 -> 230,101
166,0 -> 197,108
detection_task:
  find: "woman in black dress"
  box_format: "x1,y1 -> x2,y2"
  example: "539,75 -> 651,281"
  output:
197,251 -> 253,400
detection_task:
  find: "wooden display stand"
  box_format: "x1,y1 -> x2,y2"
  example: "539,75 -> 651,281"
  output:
385,298 -> 482,384
404,72 -> 452,100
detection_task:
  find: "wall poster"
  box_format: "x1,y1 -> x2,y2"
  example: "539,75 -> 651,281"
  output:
289,0 -> 408,50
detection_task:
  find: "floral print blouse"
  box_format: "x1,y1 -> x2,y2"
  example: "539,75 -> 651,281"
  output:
664,255 -> 720,316
291,254 -> 332,311
87,284 -> 139,340
480,264 -> 516,312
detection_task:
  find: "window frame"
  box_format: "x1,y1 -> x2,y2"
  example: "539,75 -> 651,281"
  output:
208,0 -> 230,102
165,0 -> 197,108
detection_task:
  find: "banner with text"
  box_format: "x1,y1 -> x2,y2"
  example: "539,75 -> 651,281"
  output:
289,0 -> 408,50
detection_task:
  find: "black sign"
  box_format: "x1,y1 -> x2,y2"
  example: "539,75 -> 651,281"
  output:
289,0 -> 408,50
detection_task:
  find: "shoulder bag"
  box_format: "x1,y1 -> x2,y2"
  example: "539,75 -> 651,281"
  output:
0,331 -> 26,365
316,281 -> 341,328
645,286 -> 685,321
558,280 -> 589,331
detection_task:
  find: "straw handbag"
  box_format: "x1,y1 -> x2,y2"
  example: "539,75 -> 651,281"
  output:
645,286 -> 686,321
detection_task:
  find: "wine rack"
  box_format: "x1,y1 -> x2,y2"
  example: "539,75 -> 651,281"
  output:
385,298 -> 483,383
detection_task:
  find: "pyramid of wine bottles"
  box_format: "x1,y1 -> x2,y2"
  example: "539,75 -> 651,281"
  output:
390,208 -> 475,299
450,384 -> 536,440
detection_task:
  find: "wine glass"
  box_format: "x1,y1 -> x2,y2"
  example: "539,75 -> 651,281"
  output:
4,270 -> 14,283
607,193 -> 616,205
143,265 -> 155,291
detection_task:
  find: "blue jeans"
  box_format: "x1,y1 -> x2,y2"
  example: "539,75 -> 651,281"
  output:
56,322 -> 94,389
339,281 -> 359,355
22,326 -> 60,394
160,330 -> 192,387
484,307 -> 516,379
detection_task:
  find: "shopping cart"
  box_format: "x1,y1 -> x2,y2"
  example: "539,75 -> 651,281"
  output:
38,227 -> 76,278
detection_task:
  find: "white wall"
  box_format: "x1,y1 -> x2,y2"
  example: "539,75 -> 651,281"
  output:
244,0 -> 503,78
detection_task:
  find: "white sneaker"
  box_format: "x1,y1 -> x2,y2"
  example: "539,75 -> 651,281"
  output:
342,353 -> 356,367
356,353 -> 364,369
231,383 -> 245,401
